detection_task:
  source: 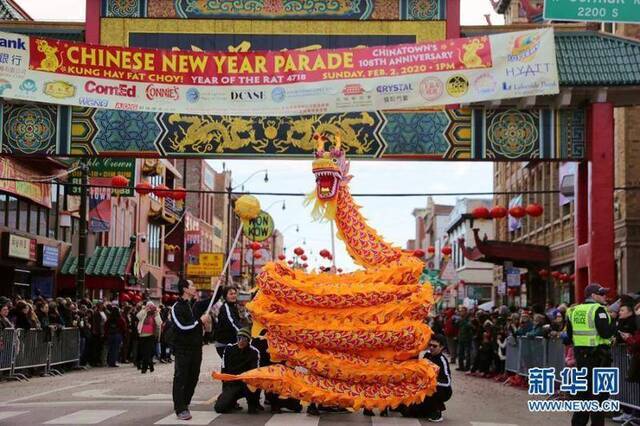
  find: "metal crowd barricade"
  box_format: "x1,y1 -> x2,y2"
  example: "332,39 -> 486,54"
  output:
546,338 -> 566,378
48,328 -> 80,374
505,335 -> 520,373
0,328 -> 16,373
611,344 -> 640,412
518,337 -> 547,375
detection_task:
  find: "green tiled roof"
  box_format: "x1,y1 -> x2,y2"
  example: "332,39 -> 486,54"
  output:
60,246 -> 131,277
556,32 -> 640,86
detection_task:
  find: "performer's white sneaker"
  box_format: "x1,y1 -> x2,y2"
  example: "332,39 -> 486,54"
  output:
176,410 -> 192,420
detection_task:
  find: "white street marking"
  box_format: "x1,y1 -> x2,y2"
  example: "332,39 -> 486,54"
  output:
0,411 -> 28,421
372,417 -> 421,426
155,411 -> 220,425
140,394 -> 173,400
470,423 -> 519,426
0,380 -> 101,405
44,409 -> 126,424
265,413 -> 320,426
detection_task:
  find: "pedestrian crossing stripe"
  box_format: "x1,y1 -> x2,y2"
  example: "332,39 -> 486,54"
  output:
265,413 -> 320,426
0,411 -> 29,421
155,411 -> 220,425
44,410 -> 127,424
371,417 -> 421,426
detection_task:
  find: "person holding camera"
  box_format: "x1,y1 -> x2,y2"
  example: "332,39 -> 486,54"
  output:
171,279 -> 212,421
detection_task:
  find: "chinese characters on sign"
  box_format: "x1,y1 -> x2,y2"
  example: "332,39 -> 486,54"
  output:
528,367 -> 619,396
6,233 -> 36,261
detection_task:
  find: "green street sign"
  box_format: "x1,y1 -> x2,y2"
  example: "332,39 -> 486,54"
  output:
544,0 -> 640,23
243,210 -> 274,243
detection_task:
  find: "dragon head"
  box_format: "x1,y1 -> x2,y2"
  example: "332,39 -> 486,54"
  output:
306,134 -> 349,221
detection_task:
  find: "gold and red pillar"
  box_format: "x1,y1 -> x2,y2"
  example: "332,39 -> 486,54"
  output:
574,102 -> 616,302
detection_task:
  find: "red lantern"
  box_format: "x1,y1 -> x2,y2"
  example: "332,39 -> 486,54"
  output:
490,205 -> 508,219
120,293 -> 130,302
326,253 -> 333,261
472,206 -> 491,220
294,247 -> 304,256
319,249 -> 330,258
427,246 -> 435,254
302,263 -> 308,268
509,206 -> 527,219
539,269 -> 549,278
525,203 -> 544,217
337,268 -> 343,273
172,187 -> 187,201
278,254 -> 286,261
551,271 -> 561,279
300,255 -> 308,261
287,260 -> 294,265
413,249 -> 425,258
135,181 -> 153,195
249,242 -> 262,251
111,175 -> 129,188
253,251 -> 263,260
441,246 -> 452,256
153,184 -> 171,198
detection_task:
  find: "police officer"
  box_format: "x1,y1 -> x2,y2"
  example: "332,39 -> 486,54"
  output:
567,283 -> 615,426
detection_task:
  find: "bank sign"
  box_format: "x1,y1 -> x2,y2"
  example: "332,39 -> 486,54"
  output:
544,0 -> 640,23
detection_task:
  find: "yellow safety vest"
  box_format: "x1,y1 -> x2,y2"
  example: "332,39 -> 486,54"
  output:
568,303 -> 612,347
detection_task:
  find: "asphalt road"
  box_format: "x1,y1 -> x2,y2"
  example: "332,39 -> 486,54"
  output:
0,344 -> 611,425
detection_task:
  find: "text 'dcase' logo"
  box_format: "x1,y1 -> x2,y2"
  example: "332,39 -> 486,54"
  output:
230,91 -> 264,101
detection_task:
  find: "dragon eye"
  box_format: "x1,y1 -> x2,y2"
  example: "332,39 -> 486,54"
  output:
332,159 -> 338,163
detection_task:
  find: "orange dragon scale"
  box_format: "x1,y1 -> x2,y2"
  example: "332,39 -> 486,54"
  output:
212,138 -> 438,410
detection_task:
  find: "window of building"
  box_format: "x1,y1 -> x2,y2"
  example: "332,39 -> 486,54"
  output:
17,199 -> 28,232
148,223 -> 162,267
149,175 -> 163,202
0,194 -> 6,227
29,204 -> 38,235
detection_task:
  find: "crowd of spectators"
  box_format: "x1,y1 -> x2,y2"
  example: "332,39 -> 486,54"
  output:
430,294 -> 640,380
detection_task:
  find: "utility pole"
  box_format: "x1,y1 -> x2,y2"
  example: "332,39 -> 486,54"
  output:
224,183 -> 232,286
180,159 -> 187,279
76,159 -> 89,301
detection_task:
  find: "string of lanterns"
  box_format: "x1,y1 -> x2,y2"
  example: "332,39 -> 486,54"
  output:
471,203 -> 544,220
108,174 -> 186,201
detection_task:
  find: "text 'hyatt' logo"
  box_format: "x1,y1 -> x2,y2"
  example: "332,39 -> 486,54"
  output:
145,84 -> 179,101
506,63 -> 552,78
0,37 -> 26,50
231,91 -> 264,101
85,81 -> 136,97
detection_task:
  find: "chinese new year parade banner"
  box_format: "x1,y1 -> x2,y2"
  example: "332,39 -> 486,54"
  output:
0,28 -> 558,116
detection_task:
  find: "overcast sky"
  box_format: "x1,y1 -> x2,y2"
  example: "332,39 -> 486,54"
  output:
17,0 -> 502,271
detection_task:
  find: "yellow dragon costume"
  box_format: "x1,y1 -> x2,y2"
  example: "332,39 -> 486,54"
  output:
213,137 -> 438,410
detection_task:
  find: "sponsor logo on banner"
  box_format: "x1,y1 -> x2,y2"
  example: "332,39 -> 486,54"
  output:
79,97 -> 109,107
44,81 -> 75,98
230,90 -> 264,101
419,77 -> 444,101
342,84 -> 366,96
145,84 -> 179,101
446,75 -> 469,97
0,36 -> 26,50
474,73 -> 497,96
271,87 -> 285,103
506,63 -> 552,78
19,79 -> 36,93
114,102 -> 139,111
376,83 -> 413,94
0,79 -> 10,94
85,81 -> 136,97
186,87 -> 199,103
508,33 -> 542,63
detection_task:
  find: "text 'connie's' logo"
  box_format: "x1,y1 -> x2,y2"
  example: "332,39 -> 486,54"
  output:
230,91 -> 264,101
85,81 -> 136,97
145,84 -> 179,101
0,36 -> 26,50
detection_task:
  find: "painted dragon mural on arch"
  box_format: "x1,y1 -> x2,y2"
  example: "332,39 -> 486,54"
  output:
212,136 -> 437,410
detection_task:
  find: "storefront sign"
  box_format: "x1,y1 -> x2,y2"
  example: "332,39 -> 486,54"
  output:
6,234 -> 36,261
40,244 -> 59,268
191,276 -> 213,291
0,29 -> 558,116
0,158 -> 51,208
243,210 -> 274,243
544,0 -> 640,24
70,158 -> 136,197
187,252 -> 224,277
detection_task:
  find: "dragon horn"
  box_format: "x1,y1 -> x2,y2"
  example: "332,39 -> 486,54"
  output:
335,134 -> 342,151
315,133 -> 325,152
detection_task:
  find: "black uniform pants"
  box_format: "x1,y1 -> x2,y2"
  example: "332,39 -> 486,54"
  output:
572,346 -> 611,426
402,387 -> 452,418
172,347 -> 202,414
138,336 -> 156,371
214,382 -> 259,413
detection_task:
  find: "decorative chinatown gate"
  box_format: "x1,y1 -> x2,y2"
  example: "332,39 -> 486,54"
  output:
1,0 -> 640,301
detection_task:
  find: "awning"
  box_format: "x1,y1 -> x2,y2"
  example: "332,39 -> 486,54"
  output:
58,246 -> 134,291
459,228 -> 549,268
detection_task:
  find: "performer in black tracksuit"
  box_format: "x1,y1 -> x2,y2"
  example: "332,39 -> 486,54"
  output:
214,328 -> 261,414
171,280 -> 212,421
402,334 -> 453,422
214,287 -> 244,357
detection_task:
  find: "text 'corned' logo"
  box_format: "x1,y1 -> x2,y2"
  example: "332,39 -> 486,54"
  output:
85,81 -> 136,97
145,84 -> 179,101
